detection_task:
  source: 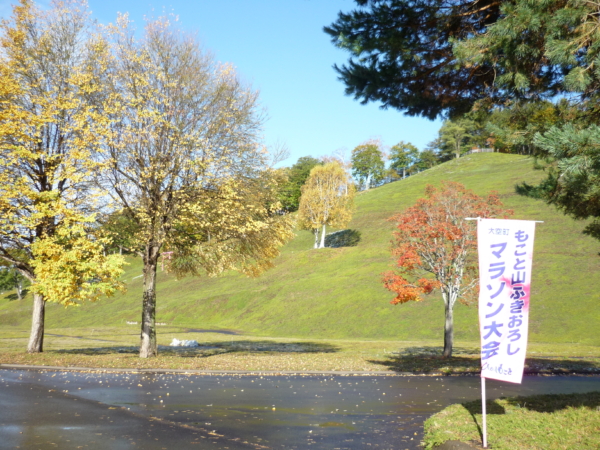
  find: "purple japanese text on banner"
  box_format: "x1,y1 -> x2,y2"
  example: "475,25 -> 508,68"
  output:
477,219 -> 536,384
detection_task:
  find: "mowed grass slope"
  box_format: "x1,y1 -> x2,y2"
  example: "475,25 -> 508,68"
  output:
1,153 -> 599,345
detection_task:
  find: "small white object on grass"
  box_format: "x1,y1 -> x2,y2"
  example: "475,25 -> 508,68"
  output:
170,338 -> 199,347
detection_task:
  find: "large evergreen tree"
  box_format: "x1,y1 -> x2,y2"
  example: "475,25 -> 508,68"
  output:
327,0 -> 600,248
453,0 -> 596,106
325,1 -> 597,117
455,0 -> 600,245
519,124 -> 600,242
324,0 -> 504,119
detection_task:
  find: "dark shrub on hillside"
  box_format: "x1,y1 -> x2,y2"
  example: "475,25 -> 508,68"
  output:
325,229 -> 361,248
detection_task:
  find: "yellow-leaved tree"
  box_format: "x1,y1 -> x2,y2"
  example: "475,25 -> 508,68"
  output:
96,15 -> 295,358
0,0 -> 126,353
298,161 -> 355,248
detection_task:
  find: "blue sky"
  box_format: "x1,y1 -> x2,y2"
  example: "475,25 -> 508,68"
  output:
2,0 -> 443,166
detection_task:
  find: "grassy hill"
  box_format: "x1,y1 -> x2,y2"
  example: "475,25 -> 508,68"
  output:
2,153 -> 599,346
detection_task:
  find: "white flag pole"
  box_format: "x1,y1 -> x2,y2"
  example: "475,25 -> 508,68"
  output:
466,217 -> 488,447
481,376 -> 488,448
467,217 -> 543,449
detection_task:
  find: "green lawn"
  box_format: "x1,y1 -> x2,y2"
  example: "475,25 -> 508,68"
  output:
1,327 -> 599,374
1,153 -> 599,349
2,153 -> 599,450
423,391 -> 600,449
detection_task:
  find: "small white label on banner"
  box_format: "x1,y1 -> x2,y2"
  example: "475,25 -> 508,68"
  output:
478,219 -> 536,384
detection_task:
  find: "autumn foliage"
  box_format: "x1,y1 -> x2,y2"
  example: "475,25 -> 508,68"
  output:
94,13 -> 294,358
0,1 -> 293,357
383,181 -> 511,357
298,161 -> 355,249
0,0 -> 126,352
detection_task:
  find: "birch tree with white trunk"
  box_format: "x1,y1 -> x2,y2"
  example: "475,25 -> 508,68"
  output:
298,162 -> 355,249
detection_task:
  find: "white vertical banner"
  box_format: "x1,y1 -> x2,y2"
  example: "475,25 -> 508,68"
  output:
477,219 -> 536,384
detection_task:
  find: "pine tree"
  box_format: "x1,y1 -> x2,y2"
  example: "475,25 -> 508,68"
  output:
327,1 -> 600,247
324,0 -> 503,119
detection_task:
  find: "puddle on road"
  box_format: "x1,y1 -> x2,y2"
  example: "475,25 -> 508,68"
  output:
2,370 -> 600,450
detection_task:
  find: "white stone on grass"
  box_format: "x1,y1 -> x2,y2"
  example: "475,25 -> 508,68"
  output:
170,338 -> 199,347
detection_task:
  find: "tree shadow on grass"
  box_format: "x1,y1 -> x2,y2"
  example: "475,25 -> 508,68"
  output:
368,346 -> 481,374
456,391 -> 600,444
502,391 -> 600,413
5,289 -> 28,301
53,340 -> 340,358
523,357 -> 600,374
324,229 -> 361,247
458,399 -> 507,446
462,399 -> 507,415
208,340 -> 339,354
46,333 -> 117,343
368,346 -> 600,374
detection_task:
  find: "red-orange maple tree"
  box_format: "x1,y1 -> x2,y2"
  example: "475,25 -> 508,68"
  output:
383,181 -> 511,358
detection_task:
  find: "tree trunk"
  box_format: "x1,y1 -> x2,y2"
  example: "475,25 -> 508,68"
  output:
442,294 -> 454,358
16,277 -> 22,301
27,292 -> 45,353
313,228 -> 319,249
140,244 -> 160,358
319,224 -> 326,248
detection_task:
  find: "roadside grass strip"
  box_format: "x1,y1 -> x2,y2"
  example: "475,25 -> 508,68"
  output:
423,391 -> 600,450
1,330 -> 599,374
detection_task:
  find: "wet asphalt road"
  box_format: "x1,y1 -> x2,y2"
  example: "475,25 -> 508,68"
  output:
1,369 -> 599,450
